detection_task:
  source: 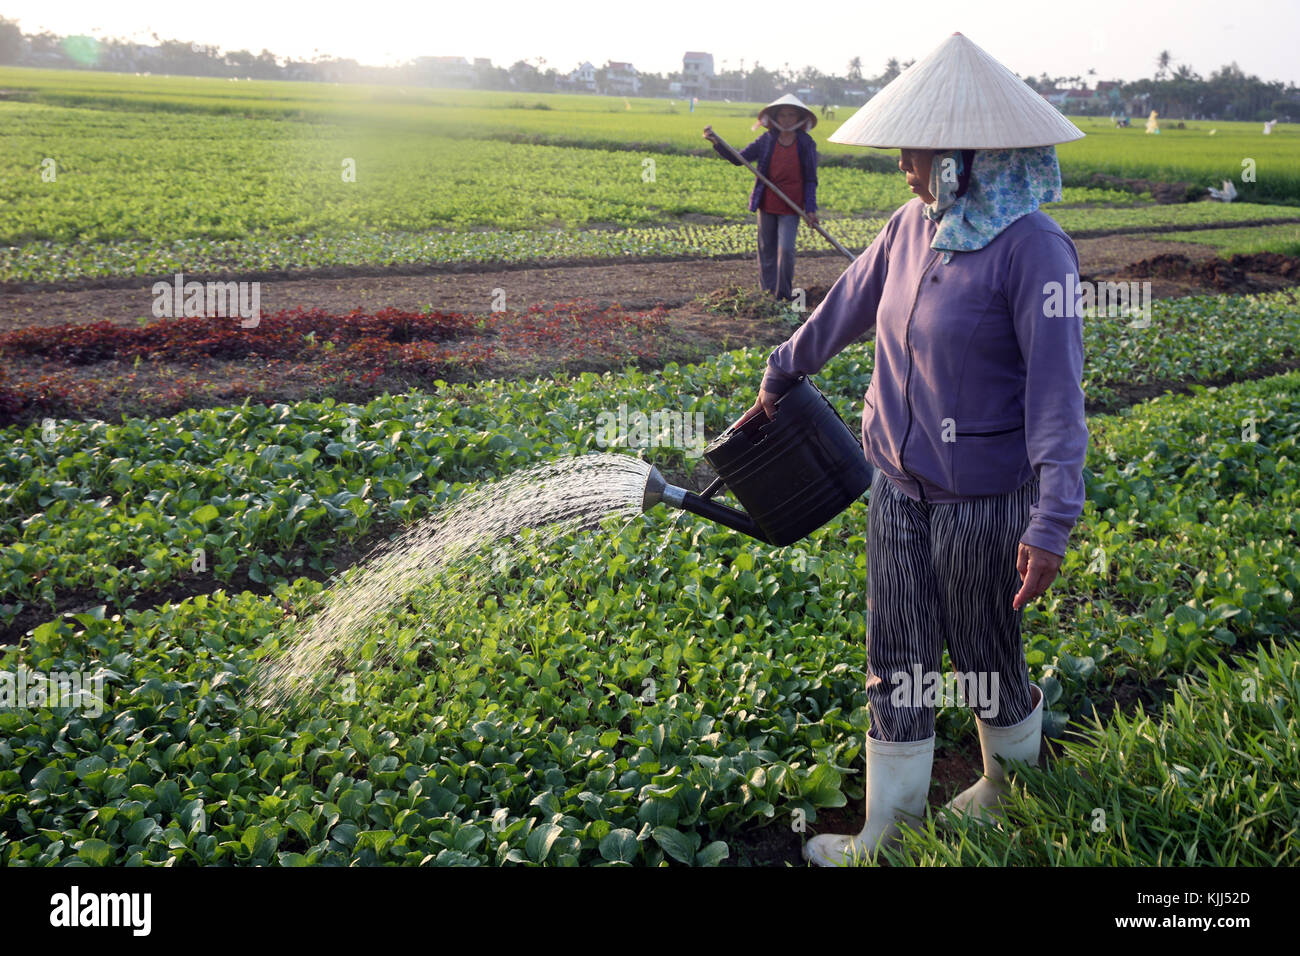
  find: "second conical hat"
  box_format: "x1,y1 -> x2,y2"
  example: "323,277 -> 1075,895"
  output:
829,33 -> 1083,148
758,93 -> 817,129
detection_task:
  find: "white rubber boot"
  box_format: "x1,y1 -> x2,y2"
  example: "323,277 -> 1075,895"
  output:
944,682 -> 1043,825
803,733 -> 935,867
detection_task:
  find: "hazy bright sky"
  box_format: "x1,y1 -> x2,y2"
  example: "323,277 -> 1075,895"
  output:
7,0 -> 1300,85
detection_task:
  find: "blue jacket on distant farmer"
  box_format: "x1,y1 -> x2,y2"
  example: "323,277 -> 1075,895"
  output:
704,94 -> 820,300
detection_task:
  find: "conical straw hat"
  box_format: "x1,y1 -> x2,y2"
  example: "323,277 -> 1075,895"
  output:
829,33 -> 1083,148
758,93 -> 817,129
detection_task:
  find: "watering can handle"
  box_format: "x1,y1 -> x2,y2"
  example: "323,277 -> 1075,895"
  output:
710,387 -> 790,499
730,403 -> 771,431
701,377 -> 803,508
731,374 -> 803,430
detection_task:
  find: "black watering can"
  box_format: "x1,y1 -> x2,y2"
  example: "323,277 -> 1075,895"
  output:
641,375 -> 873,545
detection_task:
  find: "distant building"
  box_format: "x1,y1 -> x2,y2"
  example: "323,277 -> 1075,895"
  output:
682,51 -> 714,98
605,61 -> 640,95
415,56 -> 474,87
568,60 -> 597,91
1061,88 -> 1101,111
1094,80 -> 1124,107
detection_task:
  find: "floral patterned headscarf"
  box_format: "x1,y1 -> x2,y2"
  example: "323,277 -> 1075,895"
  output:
922,146 -> 1063,263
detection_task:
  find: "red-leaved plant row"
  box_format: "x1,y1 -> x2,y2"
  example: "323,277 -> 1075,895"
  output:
0,301 -> 669,423
0,307 -> 480,365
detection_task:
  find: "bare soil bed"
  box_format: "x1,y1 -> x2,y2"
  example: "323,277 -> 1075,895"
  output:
4,235 -> 1295,333
1121,250 -> 1300,292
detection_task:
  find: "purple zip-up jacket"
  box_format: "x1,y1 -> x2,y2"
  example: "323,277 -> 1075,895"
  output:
760,198 -> 1089,557
712,129 -> 818,214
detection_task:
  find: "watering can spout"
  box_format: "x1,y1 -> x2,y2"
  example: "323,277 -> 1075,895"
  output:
641,465 -> 678,511
641,465 -> 770,544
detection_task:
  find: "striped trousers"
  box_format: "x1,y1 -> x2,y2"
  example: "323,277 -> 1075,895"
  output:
865,468 -> 1039,742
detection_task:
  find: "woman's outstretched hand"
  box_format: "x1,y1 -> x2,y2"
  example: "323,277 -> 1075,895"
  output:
702,125 -> 718,142
1012,542 -> 1063,609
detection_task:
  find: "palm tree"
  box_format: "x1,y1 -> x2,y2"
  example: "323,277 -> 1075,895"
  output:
1154,50 -> 1173,81
848,56 -> 862,82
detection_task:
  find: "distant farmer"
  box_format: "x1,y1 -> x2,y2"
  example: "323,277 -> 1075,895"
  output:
703,94 -> 819,300
742,33 -> 1090,867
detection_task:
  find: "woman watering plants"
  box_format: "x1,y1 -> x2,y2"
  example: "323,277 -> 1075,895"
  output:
742,33 -> 1089,867
703,94 -> 819,300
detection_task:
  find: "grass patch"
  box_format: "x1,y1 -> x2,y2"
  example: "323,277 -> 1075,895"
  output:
879,637 -> 1300,866
1135,224 -> 1300,257
695,285 -> 803,328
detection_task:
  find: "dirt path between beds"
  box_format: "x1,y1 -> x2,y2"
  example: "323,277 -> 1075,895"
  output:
3,234 -> 1296,332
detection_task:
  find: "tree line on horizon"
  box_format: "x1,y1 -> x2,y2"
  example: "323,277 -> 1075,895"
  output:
1,18 -> 1295,122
